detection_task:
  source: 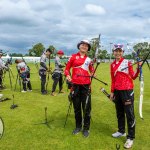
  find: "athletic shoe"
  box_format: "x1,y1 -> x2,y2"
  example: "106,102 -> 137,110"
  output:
82,130 -> 89,138
112,131 -> 126,138
21,90 -> 27,93
0,85 -> 6,90
72,128 -> 82,135
0,94 -> 3,99
27,90 -> 32,92
124,139 -> 133,149
41,91 -> 47,95
51,92 -> 56,96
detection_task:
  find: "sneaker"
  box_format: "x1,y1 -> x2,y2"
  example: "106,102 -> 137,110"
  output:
72,128 -> 82,135
82,130 -> 89,138
21,90 -> 27,93
27,90 -> 32,92
112,131 -> 126,138
51,92 -> 56,96
41,91 -> 47,95
59,90 -> 65,93
0,94 -> 3,99
0,85 -> 5,90
124,139 -> 133,149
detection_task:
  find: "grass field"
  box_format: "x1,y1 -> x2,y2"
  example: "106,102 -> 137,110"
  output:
0,62 -> 150,150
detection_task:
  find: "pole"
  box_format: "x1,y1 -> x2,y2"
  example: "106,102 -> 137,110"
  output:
109,43 -> 113,63
8,68 -> 12,90
14,74 -> 18,91
64,101 -> 72,128
46,55 -> 51,91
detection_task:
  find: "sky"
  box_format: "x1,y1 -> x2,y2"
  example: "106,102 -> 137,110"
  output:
0,0 -> 150,55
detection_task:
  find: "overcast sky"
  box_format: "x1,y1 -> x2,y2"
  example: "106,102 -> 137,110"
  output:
0,0 -> 150,54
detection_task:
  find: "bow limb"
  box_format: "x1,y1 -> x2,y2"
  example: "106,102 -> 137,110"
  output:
46,55 -> 51,91
91,34 -> 101,81
141,50 -> 150,67
132,48 -> 144,119
139,75 -> 144,119
137,58 -> 143,119
21,56 -> 27,65
93,34 -> 101,63
137,50 -> 144,119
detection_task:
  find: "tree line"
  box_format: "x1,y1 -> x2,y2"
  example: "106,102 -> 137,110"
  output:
8,41 -> 150,60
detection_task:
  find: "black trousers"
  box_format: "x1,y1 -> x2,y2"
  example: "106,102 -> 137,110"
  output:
21,73 -> 32,91
114,90 -> 135,140
52,72 -> 63,92
39,70 -> 46,92
72,84 -> 91,130
0,76 -> 2,86
0,69 -> 3,86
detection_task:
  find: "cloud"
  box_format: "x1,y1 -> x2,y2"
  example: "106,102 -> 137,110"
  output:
85,4 -> 106,15
0,0 -> 150,54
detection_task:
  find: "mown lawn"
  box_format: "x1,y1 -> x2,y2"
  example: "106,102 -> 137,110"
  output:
0,62 -> 150,150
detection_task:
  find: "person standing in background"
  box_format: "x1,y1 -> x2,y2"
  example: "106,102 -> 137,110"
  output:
15,59 -> 32,92
39,48 -> 52,95
0,51 -> 8,89
51,50 -> 65,96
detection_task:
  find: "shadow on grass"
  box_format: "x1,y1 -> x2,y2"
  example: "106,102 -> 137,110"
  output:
93,120 -> 125,143
34,119 -> 54,129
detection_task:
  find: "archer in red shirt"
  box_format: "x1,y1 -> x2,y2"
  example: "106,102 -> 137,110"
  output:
110,44 -> 142,149
64,40 -> 94,138
110,58 -> 139,93
65,52 -> 94,85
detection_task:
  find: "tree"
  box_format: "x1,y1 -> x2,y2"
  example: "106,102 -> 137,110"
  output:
48,45 -> 56,58
124,54 -> 132,59
88,35 -> 109,60
29,43 -> 45,56
88,36 -> 101,59
10,53 -> 23,57
133,42 -> 150,59
99,50 -> 108,59
89,38 -> 97,58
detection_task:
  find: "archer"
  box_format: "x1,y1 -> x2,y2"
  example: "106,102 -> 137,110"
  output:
64,40 -> 94,137
110,44 -> 142,149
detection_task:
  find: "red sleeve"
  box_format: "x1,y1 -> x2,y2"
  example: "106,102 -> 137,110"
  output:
128,61 -> 140,80
64,55 -> 74,76
110,64 -> 115,93
89,61 -> 95,73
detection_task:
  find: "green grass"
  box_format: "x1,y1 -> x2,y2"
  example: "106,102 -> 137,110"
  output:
0,63 -> 150,150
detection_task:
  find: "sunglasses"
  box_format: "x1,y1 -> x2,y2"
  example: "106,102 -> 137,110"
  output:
114,44 -> 123,49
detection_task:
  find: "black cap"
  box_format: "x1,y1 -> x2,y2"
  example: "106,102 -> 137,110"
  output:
46,48 -> 52,53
